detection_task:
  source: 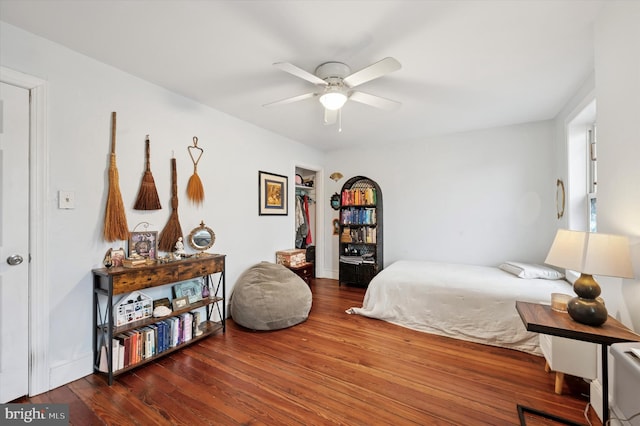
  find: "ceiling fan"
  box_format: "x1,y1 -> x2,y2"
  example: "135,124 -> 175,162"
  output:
264,57 -> 402,128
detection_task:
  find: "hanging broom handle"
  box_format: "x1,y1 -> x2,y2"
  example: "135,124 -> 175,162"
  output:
171,158 -> 178,209
145,137 -> 151,172
111,112 -> 117,155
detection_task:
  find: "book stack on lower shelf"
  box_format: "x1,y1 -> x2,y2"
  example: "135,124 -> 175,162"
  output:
99,309 -> 221,373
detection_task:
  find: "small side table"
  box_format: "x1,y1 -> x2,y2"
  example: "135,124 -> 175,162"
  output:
516,301 -> 640,425
286,262 -> 314,286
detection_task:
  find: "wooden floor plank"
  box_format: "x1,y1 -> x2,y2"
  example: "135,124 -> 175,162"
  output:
13,278 -> 601,425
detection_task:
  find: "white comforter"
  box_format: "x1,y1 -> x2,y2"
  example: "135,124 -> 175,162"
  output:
347,260 -> 574,355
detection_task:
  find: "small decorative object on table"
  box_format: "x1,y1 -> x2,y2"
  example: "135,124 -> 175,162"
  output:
110,248 -> 125,267
122,255 -> 148,268
174,237 -> 186,259
153,305 -> 172,317
114,291 -> 153,326
103,248 -> 113,268
276,249 -> 306,267
202,281 -> 210,298
192,311 -> 203,336
550,293 -> 571,312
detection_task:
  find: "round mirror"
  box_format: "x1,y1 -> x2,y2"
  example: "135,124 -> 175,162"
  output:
188,221 -> 215,252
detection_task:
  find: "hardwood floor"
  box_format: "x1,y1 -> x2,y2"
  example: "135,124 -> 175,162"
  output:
16,278 -> 601,425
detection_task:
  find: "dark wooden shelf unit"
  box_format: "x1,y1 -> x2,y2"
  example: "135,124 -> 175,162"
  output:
92,254 -> 226,385
338,176 -> 383,287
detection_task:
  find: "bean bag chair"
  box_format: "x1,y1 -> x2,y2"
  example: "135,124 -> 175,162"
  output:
230,262 -> 312,330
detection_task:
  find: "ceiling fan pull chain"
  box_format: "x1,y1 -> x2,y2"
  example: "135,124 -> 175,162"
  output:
338,109 -> 342,133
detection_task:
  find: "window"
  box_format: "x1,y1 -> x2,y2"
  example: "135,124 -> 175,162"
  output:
566,98 -> 596,232
587,125 -> 597,232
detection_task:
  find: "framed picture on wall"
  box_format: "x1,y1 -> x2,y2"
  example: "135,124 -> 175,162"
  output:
258,171 -> 288,216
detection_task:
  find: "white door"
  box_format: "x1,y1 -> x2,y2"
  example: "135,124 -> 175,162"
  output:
0,82 -> 30,403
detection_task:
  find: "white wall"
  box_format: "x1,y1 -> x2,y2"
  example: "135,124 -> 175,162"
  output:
593,1 -> 640,332
552,3 -> 640,420
554,0 -> 640,332
323,121 -> 559,277
1,23 -> 325,390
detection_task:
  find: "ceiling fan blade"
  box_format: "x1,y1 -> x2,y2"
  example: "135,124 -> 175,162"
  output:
263,92 -> 317,108
349,91 -> 401,111
273,62 -> 328,86
343,57 -> 401,88
323,108 -> 338,125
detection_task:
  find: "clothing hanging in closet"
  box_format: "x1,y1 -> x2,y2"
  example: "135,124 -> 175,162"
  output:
295,194 -> 312,249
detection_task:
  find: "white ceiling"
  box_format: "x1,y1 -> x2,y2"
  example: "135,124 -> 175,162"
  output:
0,0 -> 603,151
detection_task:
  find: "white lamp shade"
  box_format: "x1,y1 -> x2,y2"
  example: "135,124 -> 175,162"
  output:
319,92 -> 347,110
545,229 -> 634,279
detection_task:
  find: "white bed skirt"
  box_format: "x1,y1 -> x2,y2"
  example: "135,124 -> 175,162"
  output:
347,260 -> 574,355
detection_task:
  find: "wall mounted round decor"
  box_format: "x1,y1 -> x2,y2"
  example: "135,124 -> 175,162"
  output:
330,193 -> 341,210
556,179 -> 565,219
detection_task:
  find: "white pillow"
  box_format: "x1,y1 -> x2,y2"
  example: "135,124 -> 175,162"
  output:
499,261 -> 565,280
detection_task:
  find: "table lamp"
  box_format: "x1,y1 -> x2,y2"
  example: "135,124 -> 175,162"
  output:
544,229 -> 634,326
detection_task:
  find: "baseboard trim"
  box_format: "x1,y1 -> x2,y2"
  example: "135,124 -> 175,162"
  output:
48,352 -> 93,392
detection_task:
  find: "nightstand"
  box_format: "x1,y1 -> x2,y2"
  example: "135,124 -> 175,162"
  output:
516,301 -> 640,425
287,262 -> 314,285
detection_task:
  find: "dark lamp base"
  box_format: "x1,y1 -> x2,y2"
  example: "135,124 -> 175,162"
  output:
567,297 -> 608,326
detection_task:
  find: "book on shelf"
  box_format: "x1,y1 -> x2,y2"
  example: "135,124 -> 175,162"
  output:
143,326 -> 155,359
100,308 -> 217,374
340,208 -> 376,225
341,187 -> 377,206
122,331 -> 135,367
98,339 -> 121,373
113,335 -> 125,370
170,317 -> 180,347
156,321 -> 166,354
181,312 -> 193,342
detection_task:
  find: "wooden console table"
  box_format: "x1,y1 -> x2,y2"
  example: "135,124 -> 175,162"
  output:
516,301 -> 640,425
92,254 -> 226,385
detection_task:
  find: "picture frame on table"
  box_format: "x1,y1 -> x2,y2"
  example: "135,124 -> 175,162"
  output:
110,248 -> 125,267
173,279 -> 203,304
172,296 -> 189,311
258,171 -> 288,216
128,231 -> 158,260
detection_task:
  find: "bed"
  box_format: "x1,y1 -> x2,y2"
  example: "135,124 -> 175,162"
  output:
346,260 -> 574,355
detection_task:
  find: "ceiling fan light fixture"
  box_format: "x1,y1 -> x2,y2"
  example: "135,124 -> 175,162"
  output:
319,91 -> 348,110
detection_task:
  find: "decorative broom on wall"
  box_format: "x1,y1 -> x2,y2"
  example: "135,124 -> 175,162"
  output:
158,157 -> 183,252
186,136 -> 205,205
133,135 -> 161,210
103,111 -> 129,242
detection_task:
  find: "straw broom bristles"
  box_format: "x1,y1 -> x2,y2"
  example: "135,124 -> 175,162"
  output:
187,164 -> 204,205
103,112 -> 129,242
186,136 -> 205,205
158,158 -> 183,252
134,135 -> 161,210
